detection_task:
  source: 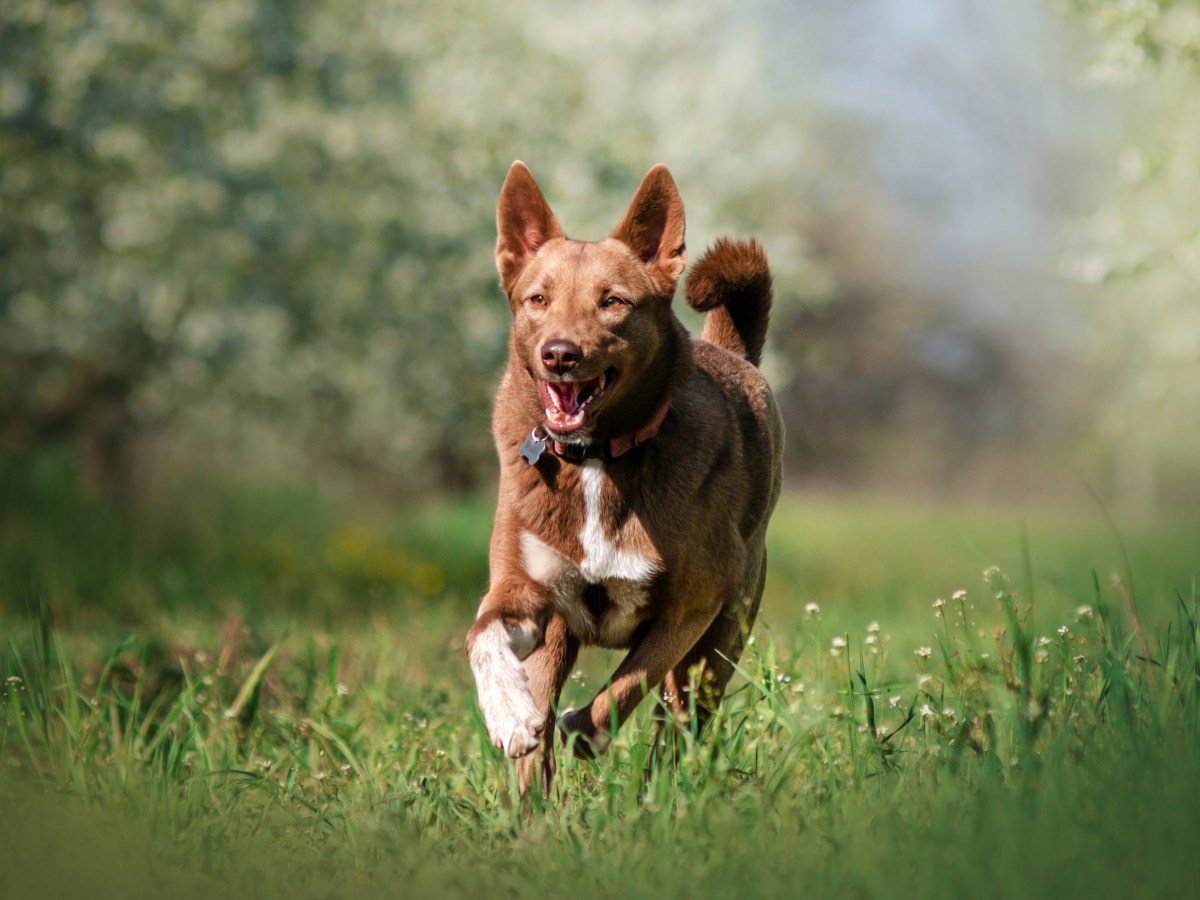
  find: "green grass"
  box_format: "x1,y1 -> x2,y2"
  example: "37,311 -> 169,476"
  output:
2,453 -> 1199,899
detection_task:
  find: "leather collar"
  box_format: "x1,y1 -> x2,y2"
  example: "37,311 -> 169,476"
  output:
519,399 -> 671,465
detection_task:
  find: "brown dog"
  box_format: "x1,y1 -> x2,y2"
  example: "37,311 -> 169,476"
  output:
465,161 -> 783,793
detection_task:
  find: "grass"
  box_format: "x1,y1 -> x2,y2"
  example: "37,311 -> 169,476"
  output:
2,451 -> 1200,899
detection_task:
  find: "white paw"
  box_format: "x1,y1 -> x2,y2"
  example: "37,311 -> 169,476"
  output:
469,620 -> 545,757
480,680 -> 544,757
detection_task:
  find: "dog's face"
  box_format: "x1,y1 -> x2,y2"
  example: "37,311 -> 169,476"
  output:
495,163 -> 687,442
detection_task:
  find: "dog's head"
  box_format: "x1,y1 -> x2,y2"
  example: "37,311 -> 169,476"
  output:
495,162 -> 687,443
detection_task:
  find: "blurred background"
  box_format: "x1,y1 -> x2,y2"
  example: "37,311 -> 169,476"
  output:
5,5 -> 1200,888
2,0 -> 1198,517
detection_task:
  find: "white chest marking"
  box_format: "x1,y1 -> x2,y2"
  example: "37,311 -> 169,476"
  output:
578,461 -> 660,584
518,461 -> 659,644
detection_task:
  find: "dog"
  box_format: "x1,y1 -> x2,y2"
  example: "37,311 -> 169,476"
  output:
465,161 -> 783,794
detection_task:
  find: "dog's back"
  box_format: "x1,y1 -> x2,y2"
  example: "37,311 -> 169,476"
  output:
680,236 -> 782,553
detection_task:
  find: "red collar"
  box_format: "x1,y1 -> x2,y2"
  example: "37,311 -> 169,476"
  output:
555,398 -> 672,460
519,399 -> 671,465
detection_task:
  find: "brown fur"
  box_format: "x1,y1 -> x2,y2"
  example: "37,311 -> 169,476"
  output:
465,161 -> 783,795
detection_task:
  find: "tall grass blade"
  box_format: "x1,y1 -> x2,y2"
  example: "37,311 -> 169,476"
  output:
226,636 -> 285,727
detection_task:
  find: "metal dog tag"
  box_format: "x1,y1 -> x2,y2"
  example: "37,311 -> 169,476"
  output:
519,428 -> 548,465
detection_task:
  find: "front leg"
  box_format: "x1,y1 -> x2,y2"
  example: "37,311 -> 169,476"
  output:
559,603 -> 721,755
515,613 -> 579,796
466,578 -> 549,758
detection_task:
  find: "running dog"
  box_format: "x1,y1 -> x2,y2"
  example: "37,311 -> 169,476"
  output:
466,161 -> 783,793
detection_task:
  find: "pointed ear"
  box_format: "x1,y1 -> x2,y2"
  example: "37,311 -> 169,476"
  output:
496,161 -> 564,295
609,164 -> 687,290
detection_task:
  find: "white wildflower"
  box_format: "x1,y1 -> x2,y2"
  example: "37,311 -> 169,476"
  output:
915,646 -> 933,660
951,590 -> 967,602
830,635 -> 847,657
888,694 -> 902,709
919,703 -> 935,719
867,620 -> 881,634
1076,604 -> 1095,620
804,602 -> 821,617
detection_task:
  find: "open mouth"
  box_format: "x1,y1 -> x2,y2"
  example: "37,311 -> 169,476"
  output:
539,368 -> 617,434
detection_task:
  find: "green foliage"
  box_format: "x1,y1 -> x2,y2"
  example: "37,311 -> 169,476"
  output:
0,0 -> 796,492
2,466 -> 1199,898
4,0 -> 1198,509
0,0 -> 515,486
0,450 -> 487,625
1058,0 -> 1200,509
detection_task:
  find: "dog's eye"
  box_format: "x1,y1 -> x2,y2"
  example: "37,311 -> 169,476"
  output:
600,295 -> 625,309
528,294 -> 546,306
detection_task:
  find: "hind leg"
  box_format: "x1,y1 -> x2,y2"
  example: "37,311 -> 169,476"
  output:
656,549 -> 767,747
515,613 -> 578,798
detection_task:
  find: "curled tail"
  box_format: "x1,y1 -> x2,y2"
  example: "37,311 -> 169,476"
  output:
685,237 -> 773,368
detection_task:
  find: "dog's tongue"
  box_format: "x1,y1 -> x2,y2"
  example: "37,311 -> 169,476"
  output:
540,378 -> 599,433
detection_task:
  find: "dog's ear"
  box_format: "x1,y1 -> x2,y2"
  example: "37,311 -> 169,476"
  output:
496,161 -> 564,295
610,165 -> 687,291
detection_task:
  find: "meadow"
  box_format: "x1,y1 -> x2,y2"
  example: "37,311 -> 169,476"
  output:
2,452 -> 1199,899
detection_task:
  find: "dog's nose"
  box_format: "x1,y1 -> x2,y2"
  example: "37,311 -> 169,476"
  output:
541,340 -> 582,374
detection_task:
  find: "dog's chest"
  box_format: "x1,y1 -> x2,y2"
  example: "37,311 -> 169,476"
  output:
520,461 -> 660,647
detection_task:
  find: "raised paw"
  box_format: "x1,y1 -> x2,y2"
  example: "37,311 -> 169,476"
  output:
482,681 -> 545,757
469,619 -> 547,757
